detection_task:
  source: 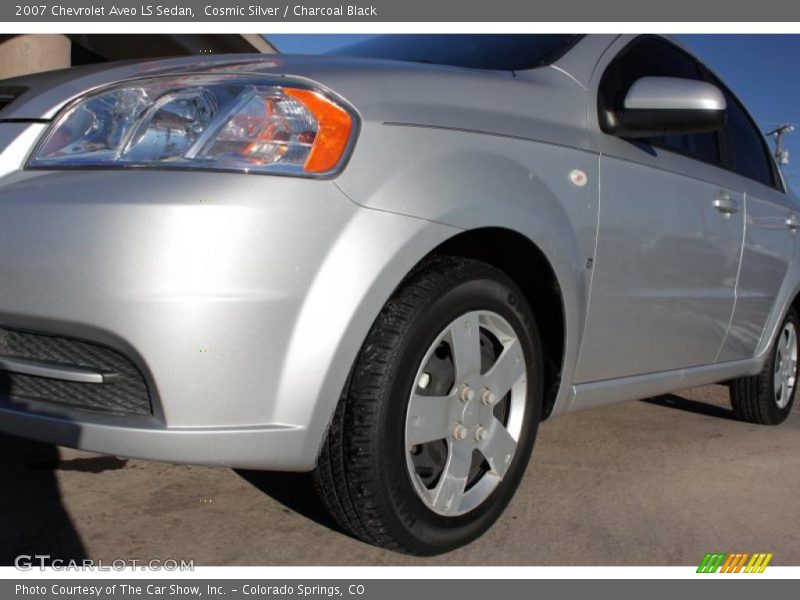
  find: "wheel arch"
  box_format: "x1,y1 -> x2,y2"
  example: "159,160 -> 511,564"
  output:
427,227 -> 567,420
790,288 -> 800,322
278,207 -> 581,471
755,274 -> 800,364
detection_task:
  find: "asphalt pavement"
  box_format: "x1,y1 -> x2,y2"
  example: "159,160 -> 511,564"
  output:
1,384 -> 798,566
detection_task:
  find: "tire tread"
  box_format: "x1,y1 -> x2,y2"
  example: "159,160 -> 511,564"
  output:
312,255 -> 518,554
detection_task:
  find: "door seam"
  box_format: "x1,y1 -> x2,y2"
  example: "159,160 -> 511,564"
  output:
713,190 -> 747,363
572,152 -> 603,379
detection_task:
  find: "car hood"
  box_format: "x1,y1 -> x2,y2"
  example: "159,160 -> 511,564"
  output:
0,53 -> 525,120
0,53 -> 595,153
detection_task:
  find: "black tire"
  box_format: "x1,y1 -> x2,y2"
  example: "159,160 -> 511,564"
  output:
313,255 -> 544,555
729,308 -> 799,425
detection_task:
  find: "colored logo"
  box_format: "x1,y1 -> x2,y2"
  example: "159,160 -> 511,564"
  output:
697,553 -> 773,573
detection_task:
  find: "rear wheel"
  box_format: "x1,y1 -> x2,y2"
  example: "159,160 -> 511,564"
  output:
313,256 -> 543,554
729,308 -> 798,425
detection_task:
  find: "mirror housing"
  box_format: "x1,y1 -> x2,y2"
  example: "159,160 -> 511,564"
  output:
602,76 -> 727,138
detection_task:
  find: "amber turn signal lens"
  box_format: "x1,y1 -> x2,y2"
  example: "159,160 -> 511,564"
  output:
285,88 -> 354,173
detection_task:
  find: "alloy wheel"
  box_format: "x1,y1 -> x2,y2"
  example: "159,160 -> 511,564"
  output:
774,321 -> 798,409
404,310 -> 527,516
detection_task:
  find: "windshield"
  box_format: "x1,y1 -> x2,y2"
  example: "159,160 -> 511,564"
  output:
327,34 -> 583,71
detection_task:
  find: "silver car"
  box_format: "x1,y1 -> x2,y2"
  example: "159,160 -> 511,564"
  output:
0,34 -> 797,555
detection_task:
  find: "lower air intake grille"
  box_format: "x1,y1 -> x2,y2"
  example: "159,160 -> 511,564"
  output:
0,327 -> 152,416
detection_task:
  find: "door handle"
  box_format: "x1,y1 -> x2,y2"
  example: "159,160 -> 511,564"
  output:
787,215 -> 800,232
713,195 -> 739,215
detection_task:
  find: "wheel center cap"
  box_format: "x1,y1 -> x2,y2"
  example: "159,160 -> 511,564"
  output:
461,399 -> 480,427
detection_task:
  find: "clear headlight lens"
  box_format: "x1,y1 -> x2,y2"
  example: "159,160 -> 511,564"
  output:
28,75 -> 356,176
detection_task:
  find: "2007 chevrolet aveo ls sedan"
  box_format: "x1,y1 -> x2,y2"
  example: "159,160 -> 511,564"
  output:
0,34 -> 797,555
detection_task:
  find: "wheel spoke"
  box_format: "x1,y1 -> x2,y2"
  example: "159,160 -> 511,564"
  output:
406,393 -> 453,446
478,418 -> 518,478
787,327 -> 797,394
431,444 -> 472,514
449,312 -> 482,382
482,339 -> 525,398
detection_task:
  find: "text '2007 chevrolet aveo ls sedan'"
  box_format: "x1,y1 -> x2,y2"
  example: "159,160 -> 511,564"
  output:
0,34 -> 797,555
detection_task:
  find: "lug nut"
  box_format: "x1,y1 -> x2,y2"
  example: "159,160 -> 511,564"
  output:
460,385 -> 475,403
452,423 -> 468,441
417,372 -> 431,390
481,388 -> 496,406
475,426 -> 488,442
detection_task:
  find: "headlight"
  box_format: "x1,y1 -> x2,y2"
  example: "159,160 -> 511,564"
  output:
28,75 -> 357,177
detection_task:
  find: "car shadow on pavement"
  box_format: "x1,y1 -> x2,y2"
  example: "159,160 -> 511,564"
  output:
0,432 -> 88,566
236,470 -> 349,536
0,369 -> 88,565
641,393 -> 737,420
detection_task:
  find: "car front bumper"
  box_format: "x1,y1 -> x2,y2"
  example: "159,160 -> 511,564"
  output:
0,142 -> 457,470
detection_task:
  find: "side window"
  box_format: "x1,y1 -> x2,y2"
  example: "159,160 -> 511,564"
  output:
719,87 -> 777,189
599,38 -> 721,165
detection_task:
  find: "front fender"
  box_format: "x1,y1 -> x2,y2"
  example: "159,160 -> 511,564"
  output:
273,202 -> 460,469
336,123 -> 601,419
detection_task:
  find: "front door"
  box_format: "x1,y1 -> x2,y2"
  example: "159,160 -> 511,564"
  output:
574,36 -> 744,383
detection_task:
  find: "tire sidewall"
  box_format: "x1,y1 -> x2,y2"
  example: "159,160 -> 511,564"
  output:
375,273 -> 544,554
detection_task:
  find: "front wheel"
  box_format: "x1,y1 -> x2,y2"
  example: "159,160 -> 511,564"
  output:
729,308 -> 798,425
313,256 -> 543,554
